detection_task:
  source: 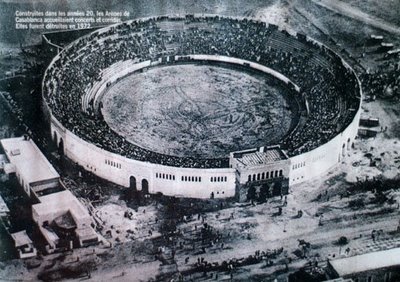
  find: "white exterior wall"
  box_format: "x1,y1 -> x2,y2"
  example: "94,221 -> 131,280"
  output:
15,167 -> 30,197
237,160 -> 290,185
32,207 -> 66,226
43,18 -> 363,197
288,106 -> 361,185
51,119 -> 236,199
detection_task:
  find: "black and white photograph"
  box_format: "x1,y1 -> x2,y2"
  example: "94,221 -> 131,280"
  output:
0,0 -> 399,281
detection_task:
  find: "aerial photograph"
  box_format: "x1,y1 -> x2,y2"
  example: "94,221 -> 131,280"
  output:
0,0 -> 399,281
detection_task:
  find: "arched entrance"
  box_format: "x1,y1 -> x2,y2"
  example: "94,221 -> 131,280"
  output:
129,176 -> 137,191
53,131 -> 57,145
142,179 -> 149,194
58,138 -> 64,155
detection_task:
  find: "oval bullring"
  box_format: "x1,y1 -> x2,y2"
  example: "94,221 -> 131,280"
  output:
42,15 -> 361,199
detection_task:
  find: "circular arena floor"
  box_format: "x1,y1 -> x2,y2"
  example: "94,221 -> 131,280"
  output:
101,63 -> 299,158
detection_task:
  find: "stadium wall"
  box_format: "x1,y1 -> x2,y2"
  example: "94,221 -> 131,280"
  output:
44,15 -> 363,198
50,117 -> 236,199
288,98 -> 361,186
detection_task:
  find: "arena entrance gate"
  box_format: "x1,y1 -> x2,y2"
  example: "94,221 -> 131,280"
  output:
141,179 -> 149,194
58,138 -> 64,155
129,176 -> 137,190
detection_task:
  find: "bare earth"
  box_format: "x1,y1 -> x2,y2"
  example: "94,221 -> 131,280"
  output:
102,64 -> 296,158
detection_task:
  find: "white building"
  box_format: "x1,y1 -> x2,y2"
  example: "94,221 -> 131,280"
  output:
327,248 -> 400,281
32,190 -> 98,250
0,136 -> 59,197
10,230 -> 37,259
1,136 -> 98,253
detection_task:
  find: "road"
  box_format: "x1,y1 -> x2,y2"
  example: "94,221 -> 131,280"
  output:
312,0 -> 400,35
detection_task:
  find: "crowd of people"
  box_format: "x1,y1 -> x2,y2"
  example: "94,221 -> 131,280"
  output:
43,15 -> 360,168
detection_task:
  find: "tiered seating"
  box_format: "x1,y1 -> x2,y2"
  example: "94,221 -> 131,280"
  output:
43,15 -> 360,168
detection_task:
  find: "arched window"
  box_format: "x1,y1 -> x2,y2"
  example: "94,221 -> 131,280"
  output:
58,138 -> 64,155
53,131 -> 57,145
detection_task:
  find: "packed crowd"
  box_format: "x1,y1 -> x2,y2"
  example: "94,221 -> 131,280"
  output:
43,15 -> 360,168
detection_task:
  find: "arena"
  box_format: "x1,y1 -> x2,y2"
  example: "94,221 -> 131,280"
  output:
42,15 -> 362,199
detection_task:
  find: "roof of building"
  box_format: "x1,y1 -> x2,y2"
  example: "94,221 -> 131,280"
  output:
236,149 -> 288,167
0,137 -> 59,185
329,248 -> 400,277
32,190 -> 90,223
11,230 -> 32,247
39,226 -> 59,244
75,226 -> 98,240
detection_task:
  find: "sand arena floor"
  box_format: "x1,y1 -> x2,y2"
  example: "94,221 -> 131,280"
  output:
102,63 -> 298,158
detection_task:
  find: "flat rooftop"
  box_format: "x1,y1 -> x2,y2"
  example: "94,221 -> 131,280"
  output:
32,190 -> 90,222
11,230 -> 32,247
234,148 -> 288,167
329,247 -> 400,277
0,137 -> 59,185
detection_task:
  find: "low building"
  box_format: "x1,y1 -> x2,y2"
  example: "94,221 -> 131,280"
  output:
0,136 -> 60,198
326,248 -> 400,282
359,117 -> 379,128
1,136 -> 98,254
358,128 -> 378,138
10,230 -> 37,259
32,190 -> 98,251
